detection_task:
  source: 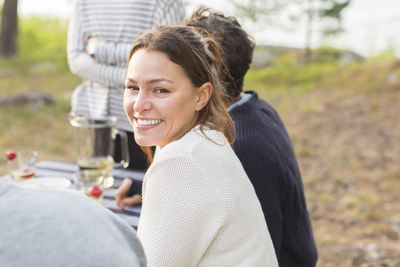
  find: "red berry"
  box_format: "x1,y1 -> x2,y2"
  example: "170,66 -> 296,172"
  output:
89,185 -> 103,197
20,168 -> 34,178
4,150 -> 17,161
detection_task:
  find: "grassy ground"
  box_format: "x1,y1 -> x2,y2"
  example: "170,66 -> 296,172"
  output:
0,59 -> 79,165
1,16 -> 400,266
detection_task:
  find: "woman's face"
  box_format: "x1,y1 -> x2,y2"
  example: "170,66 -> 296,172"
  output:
124,49 -> 210,148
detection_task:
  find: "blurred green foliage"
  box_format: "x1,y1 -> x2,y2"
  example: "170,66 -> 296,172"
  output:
245,44 -> 398,97
313,46 -> 343,63
18,17 -> 68,65
245,62 -> 340,94
0,16 -> 69,70
0,16 -> 79,96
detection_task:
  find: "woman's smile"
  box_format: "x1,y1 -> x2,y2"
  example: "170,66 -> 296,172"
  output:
135,118 -> 163,127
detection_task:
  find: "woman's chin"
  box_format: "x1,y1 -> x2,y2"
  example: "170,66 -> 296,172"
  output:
134,136 -> 158,147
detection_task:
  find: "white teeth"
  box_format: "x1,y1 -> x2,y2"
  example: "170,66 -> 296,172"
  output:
137,119 -> 161,126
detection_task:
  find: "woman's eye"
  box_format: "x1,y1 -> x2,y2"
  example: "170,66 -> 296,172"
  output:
154,88 -> 169,94
126,85 -> 139,91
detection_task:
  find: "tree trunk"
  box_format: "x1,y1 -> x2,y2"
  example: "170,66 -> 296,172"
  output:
0,0 -> 19,58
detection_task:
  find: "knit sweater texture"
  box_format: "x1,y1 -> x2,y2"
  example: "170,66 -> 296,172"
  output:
137,126 -> 278,267
229,91 -> 318,266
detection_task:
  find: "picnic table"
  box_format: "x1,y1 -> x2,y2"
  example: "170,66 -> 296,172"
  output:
0,160 -> 144,229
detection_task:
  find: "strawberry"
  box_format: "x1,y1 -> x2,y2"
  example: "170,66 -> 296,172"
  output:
89,185 -> 103,198
4,150 -> 17,161
20,168 -> 34,178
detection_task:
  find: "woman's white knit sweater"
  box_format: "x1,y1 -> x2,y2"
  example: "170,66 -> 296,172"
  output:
137,127 -> 278,266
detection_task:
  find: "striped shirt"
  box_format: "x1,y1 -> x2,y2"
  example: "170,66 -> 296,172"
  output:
67,0 -> 185,131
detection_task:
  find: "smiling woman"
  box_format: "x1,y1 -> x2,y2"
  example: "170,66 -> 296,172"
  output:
124,49 -> 208,148
119,25 -> 278,267
123,25 -> 235,156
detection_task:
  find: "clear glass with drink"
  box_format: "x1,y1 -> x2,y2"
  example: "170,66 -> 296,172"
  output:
4,150 -> 37,182
78,155 -> 114,187
73,170 -> 105,203
68,113 -> 130,189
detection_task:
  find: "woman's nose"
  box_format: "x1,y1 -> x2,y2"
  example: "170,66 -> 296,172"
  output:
134,91 -> 151,112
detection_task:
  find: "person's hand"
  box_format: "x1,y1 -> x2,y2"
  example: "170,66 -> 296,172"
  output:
115,178 -> 142,210
86,37 -> 99,56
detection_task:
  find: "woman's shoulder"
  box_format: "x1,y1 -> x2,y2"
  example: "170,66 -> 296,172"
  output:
146,126 -> 232,186
155,126 -> 227,160
143,130 -> 227,201
144,126 -> 248,209
150,126 -> 240,188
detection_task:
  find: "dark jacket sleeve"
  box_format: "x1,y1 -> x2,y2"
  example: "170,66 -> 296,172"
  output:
128,179 -> 143,196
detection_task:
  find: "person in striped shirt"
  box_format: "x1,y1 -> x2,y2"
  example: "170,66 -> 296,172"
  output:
67,0 -> 185,180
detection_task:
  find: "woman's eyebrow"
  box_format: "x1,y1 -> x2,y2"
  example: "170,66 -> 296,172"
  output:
125,78 -> 173,84
148,78 -> 174,84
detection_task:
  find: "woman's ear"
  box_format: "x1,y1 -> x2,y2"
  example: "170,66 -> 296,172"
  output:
194,82 -> 212,111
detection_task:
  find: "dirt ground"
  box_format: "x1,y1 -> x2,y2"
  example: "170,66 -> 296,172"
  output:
268,80 -> 400,266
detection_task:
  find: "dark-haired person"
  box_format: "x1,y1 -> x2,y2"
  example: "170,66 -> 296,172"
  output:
122,25 -> 278,266
187,7 -> 318,267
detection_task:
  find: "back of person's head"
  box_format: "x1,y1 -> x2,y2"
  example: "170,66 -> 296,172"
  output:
129,25 -> 234,144
186,6 -> 255,100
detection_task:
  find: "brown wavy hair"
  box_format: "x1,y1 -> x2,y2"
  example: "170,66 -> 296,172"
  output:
127,25 -> 235,163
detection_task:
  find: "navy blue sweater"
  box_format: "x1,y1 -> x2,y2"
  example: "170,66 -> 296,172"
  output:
229,91 -> 318,267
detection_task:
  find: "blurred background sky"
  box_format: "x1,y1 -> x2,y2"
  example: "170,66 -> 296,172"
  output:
12,0 -> 400,57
